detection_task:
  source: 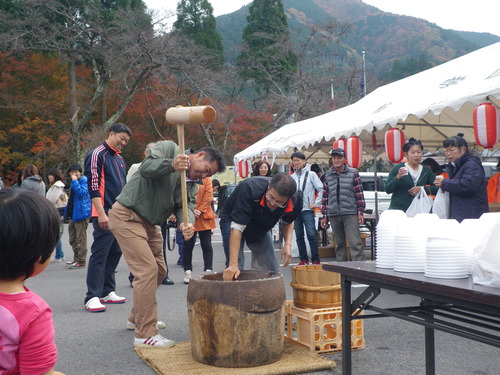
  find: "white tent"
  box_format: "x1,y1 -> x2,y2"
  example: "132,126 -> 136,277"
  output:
235,42 -> 500,163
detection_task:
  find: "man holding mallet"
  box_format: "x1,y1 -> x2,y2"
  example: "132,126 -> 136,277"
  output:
109,106 -> 225,349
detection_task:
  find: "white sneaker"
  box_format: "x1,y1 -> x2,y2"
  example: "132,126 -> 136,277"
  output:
134,334 -> 175,348
100,291 -> 126,304
50,257 -> 64,263
203,269 -> 213,275
84,297 -> 107,312
126,321 -> 167,330
183,270 -> 192,284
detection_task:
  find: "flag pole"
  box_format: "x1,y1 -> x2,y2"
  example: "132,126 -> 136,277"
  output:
330,78 -> 335,111
360,50 -> 367,98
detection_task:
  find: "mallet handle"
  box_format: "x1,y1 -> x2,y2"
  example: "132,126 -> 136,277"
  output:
177,124 -> 189,226
167,105 -> 217,227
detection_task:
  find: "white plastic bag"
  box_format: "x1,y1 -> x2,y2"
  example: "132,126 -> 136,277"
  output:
432,188 -> 450,219
471,213 -> 500,288
406,188 -> 433,217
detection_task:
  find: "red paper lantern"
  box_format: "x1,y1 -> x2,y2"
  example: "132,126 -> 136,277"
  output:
238,159 -> 249,178
346,136 -> 363,169
473,103 -> 500,149
333,138 -> 346,150
385,128 -> 406,163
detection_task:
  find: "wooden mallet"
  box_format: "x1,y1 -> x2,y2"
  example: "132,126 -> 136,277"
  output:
165,105 -> 217,225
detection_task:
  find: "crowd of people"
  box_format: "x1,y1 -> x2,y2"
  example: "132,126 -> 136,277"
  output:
0,126 -> 495,372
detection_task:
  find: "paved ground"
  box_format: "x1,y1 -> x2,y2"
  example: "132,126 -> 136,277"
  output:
29,223 -> 498,375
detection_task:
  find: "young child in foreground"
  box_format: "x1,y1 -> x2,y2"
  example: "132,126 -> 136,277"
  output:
0,189 -> 64,375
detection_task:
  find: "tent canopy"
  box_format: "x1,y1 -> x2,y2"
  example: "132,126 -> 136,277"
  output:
235,42 -> 500,163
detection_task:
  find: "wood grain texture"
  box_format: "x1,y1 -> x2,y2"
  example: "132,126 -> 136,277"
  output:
187,271 -> 286,367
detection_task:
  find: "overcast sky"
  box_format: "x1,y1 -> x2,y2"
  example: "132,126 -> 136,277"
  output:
145,0 -> 500,37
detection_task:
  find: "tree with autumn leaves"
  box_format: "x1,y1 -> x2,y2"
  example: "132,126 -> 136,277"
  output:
0,0 -> 264,184
0,0 -> 353,185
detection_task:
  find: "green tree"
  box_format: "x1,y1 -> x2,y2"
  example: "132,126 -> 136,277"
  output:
237,0 -> 298,94
382,53 -> 432,81
173,0 -> 224,69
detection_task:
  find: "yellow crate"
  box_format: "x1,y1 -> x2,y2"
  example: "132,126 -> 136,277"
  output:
284,300 -> 365,353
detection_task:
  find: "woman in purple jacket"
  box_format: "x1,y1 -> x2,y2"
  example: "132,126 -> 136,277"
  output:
434,134 -> 488,222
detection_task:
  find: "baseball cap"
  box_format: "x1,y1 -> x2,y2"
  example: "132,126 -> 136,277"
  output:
331,148 -> 346,157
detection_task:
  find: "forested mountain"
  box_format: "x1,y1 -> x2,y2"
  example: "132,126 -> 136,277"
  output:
216,0 -> 499,78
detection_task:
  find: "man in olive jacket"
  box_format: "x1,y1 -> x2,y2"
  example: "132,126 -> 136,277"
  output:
109,140 -> 225,349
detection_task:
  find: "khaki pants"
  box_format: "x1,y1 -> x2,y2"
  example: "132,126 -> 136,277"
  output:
108,202 -> 166,338
329,214 -> 364,262
68,219 -> 89,265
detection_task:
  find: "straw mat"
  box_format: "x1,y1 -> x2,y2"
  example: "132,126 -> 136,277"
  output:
135,340 -> 336,375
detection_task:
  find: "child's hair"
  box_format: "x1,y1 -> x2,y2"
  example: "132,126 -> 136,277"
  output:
402,137 -> 423,153
68,163 -> 83,173
0,189 -> 60,280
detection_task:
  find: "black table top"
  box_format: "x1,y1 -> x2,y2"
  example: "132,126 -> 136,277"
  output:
323,261 -> 500,312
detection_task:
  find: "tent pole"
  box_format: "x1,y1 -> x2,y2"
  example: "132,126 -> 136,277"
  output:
371,132 -> 379,223
374,155 -> 379,221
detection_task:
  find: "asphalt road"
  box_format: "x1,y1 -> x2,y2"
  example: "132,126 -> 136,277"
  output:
29,223 -> 498,375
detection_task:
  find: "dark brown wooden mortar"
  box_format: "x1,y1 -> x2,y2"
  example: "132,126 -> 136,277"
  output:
187,270 -> 286,367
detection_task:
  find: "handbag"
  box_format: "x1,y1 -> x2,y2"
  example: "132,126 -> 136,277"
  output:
432,188 -> 450,219
406,188 -> 433,217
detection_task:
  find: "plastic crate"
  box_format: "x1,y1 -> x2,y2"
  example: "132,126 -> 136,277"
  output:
284,300 -> 365,353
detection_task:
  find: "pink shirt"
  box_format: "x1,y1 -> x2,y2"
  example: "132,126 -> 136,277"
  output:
0,287 -> 57,375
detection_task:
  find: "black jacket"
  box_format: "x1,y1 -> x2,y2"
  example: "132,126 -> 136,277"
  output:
221,177 -> 302,243
442,152 -> 488,222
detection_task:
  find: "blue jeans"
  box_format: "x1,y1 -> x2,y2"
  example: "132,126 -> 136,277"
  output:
85,219 -> 123,303
54,239 -> 64,259
220,215 -> 280,273
294,210 -> 320,262
54,223 -> 64,259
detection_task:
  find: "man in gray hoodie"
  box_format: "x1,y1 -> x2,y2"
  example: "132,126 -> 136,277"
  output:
290,152 -> 323,265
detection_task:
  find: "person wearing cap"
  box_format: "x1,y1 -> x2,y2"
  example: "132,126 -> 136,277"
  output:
320,148 -> 366,261
290,152 -> 324,265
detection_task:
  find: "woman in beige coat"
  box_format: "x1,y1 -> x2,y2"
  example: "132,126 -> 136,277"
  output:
46,168 -> 67,262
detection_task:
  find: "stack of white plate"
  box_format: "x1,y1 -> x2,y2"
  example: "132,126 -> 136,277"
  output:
425,219 -> 468,279
394,213 -> 439,273
376,210 -> 407,269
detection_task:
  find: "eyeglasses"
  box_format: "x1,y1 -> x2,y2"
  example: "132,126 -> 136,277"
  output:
266,191 -> 288,209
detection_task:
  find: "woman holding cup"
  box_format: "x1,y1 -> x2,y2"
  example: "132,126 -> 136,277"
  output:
385,137 -> 437,212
